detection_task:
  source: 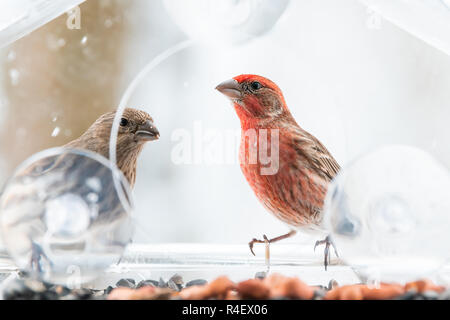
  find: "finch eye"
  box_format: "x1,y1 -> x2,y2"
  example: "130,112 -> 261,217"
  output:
120,118 -> 129,127
250,81 -> 262,90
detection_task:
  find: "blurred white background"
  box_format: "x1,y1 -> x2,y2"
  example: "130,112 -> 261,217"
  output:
1,0 -> 450,247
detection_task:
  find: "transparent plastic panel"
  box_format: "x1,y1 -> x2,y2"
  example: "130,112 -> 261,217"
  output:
0,0 -> 86,48
0,148 -> 133,285
324,145 -> 450,283
163,0 -> 289,45
359,0 -> 450,55
0,0 -> 450,293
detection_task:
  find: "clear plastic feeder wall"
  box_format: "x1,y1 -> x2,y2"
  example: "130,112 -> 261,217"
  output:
163,0 -> 289,45
324,145 -> 450,283
0,148 -> 134,285
1,0 -> 450,292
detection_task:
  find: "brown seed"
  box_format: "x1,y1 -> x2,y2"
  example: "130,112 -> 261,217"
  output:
225,290 -> 239,300
107,286 -> 176,300
339,286 -> 365,300
142,288 -> 174,300
281,277 -> 315,300
179,285 -> 211,300
129,286 -> 159,300
263,273 -> 287,289
326,283 -> 405,300
107,287 -> 136,300
325,284 -> 365,300
237,279 -> 270,299
405,279 -> 444,294
208,276 -> 236,299
263,273 -> 314,300
362,283 -> 405,300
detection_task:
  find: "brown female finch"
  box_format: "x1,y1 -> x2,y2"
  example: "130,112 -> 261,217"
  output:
216,75 -> 339,270
64,107 -> 159,187
1,108 -> 159,273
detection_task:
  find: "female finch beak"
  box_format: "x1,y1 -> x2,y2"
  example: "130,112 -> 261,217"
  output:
215,79 -> 242,101
135,120 -> 160,142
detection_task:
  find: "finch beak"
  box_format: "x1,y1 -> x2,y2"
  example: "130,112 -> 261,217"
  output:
215,79 -> 242,101
135,120 -> 160,142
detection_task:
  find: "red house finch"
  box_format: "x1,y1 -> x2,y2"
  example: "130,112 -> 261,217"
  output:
216,75 -> 339,269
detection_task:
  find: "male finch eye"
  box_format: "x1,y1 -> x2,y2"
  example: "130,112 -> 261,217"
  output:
120,118 -> 128,126
251,81 -> 262,90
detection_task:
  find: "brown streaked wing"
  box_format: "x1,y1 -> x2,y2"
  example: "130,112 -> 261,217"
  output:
308,138 -> 340,181
291,128 -> 340,182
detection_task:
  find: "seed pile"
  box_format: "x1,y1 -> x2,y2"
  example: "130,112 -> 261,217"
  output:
2,278 -> 101,300
1,273 -> 448,300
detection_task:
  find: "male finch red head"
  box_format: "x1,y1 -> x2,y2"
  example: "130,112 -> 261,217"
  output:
216,75 -> 291,127
216,75 -> 340,269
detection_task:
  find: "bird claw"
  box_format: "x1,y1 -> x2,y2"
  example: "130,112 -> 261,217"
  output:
314,235 -> 338,271
248,230 -> 297,257
249,243 -> 255,256
30,242 -> 52,274
314,240 -> 321,252
248,237 -> 264,256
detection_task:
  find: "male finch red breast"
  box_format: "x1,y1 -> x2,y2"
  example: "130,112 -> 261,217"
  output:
216,75 -> 339,269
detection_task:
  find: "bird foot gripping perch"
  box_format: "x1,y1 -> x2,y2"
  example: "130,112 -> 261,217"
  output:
314,235 -> 339,271
248,235 -> 272,273
30,242 -> 52,274
248,230 -> 297,271
249,232 -> 339,271
248,230 -> 297,256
